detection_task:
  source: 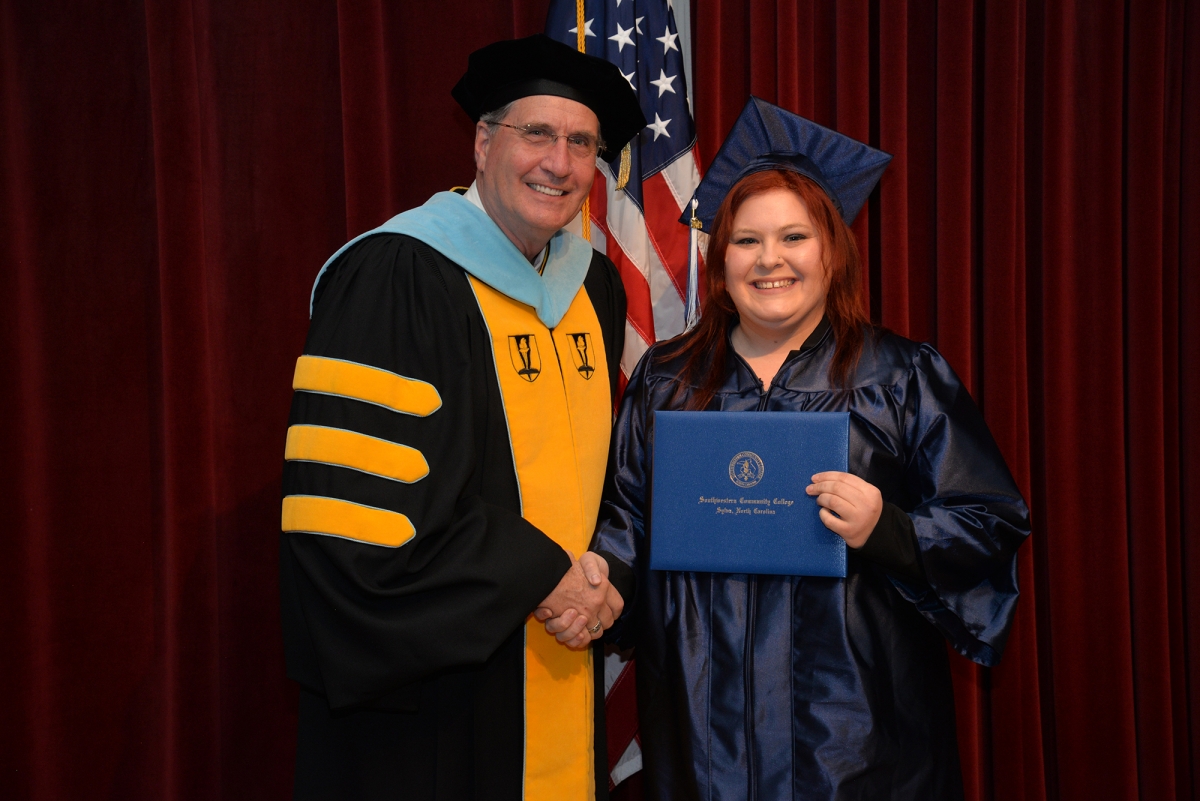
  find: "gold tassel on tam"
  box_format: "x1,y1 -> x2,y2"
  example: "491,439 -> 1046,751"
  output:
616,143 -> 631,190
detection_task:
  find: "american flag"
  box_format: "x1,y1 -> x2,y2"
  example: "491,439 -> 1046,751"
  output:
547,0 -> 703,388
546,0 -> 704,789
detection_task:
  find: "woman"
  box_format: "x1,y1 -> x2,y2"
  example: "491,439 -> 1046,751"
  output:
591,99 -> 1030,800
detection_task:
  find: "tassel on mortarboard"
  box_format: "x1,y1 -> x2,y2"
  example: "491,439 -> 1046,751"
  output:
616,142 -> 631,191
684,198 -> 701,330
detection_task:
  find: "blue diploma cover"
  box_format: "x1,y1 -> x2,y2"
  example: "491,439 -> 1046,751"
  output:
649,411 -> 849,577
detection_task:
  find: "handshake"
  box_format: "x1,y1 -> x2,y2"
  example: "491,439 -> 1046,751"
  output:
533,551 -> 625,650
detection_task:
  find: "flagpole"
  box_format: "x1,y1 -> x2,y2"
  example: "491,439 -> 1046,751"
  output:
575,0 -> 591,243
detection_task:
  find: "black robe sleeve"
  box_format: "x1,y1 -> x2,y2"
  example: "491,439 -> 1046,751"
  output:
856,501 -> 927,585
589,350 -> 655,648
280,234 -> 574,710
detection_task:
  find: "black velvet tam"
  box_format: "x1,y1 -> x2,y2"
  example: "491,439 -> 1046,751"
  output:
682,96 -> 893,230
452,33 -> 646,159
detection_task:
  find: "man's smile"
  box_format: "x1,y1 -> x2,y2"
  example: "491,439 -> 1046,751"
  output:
528,183 -> 568,197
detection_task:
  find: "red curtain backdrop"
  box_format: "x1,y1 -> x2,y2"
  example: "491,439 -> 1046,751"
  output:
693,2 -> 1200,800
1,1 -> 1196,799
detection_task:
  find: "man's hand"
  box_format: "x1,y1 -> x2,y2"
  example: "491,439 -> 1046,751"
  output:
534,551 -> 624,650
806,471 -> 884,549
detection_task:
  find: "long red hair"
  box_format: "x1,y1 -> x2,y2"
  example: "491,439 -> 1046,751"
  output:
660,169 -> 870,410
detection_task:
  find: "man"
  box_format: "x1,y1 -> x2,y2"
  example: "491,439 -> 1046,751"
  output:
278,35 -> 644,801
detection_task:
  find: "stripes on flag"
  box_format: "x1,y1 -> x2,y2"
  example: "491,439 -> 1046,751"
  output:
589,153 -> 704,378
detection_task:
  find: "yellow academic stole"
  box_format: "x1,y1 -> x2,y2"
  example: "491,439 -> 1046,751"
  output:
468,276 -> 611,801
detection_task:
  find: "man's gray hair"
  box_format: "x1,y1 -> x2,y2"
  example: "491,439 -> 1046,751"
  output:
479,102 -> 517,130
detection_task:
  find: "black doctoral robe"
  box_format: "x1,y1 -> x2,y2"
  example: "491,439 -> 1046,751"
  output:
279,232 -> 626,800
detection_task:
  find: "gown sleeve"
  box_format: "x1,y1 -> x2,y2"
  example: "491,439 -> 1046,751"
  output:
893,344 -> 1031,666
589,352 -> 655,647
279,234 -> 571,710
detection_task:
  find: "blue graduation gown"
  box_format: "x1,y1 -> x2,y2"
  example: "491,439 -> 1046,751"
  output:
593,320 -> 1030,801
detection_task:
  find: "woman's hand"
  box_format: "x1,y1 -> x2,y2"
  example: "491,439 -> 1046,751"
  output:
806,472 -> 883,549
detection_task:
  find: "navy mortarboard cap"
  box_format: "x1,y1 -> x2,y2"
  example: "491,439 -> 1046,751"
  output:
682,97 -> 892,231
452,34 -> 646,161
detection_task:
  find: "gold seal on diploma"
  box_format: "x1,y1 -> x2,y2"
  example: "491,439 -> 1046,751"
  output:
728,451 -> 765,488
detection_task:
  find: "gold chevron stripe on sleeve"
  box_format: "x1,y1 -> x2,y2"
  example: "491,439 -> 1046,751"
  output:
285,425 -> 429,483
281,495 -> 415,548
293,355 -> 441,416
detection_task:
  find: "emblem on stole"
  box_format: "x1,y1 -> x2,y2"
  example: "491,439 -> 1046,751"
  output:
508,334 -> 541,382
567,333 -> 595,380
728,451 -> 765,488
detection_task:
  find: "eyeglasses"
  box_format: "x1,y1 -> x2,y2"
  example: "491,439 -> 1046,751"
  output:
492,122 -> 603,159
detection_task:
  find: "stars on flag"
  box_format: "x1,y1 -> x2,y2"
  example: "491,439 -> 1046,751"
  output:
650,69 -> 677,97
609,22 -> 635,52
657,26 -> 679,54
647,113 -> 671,140
569,18 -> 596,38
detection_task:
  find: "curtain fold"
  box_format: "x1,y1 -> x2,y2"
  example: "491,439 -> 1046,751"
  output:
1181,7 -> 1200,794
1,0 -> 1196,798
1123,7 -> 1180,800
